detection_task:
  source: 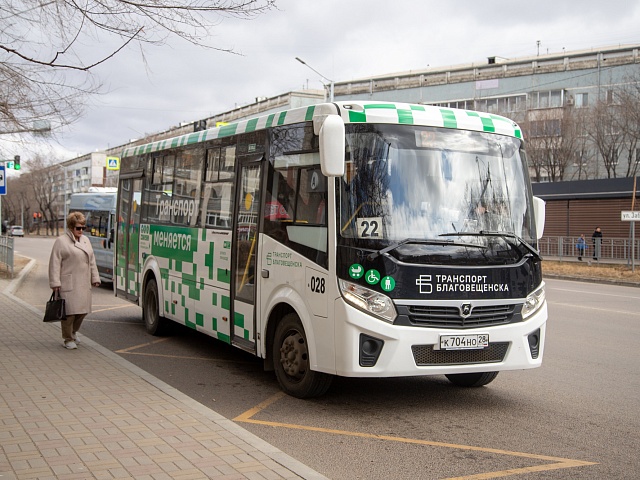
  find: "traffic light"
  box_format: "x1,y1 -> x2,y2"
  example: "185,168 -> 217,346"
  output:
13,155 -> 20,170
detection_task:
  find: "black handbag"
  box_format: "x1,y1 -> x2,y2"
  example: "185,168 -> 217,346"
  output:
43,291 -> 66,322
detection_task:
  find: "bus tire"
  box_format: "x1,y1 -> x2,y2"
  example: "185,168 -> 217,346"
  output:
143,278 -> 170,336
273,313 -> 333,398
445,371 -> 498,387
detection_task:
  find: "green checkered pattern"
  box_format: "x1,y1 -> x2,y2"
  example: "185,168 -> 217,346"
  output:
121,102 -> 522,159
138,225 -> 237,343
345,103 -> 522,138
122,105 -> 317,158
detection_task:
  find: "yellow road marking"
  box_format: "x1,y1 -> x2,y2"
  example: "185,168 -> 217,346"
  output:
120,351 -> 255,364
116,337 -> 171,353
33,303 -> 138,312
92,304 -> 140,313
115,338 -> 255,364
84,318 -> 139,324
235,393 -> 597,479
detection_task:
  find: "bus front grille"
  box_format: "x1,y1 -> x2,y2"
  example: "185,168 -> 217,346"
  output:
411,342 -> 509,366
406,304 -> 517,328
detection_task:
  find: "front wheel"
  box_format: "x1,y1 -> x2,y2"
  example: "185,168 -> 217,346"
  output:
143,278 -> 170,336
445,371 -> 499,387
273,313 -> 333,398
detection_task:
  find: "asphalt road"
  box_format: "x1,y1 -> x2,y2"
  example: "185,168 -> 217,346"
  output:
13,236 -> 640,479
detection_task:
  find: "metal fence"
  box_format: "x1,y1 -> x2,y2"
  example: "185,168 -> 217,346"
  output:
538,236 -> 640,262
0,235 -> 14,277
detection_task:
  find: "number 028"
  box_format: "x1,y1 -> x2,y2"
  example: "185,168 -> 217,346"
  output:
310,276 -> 325,294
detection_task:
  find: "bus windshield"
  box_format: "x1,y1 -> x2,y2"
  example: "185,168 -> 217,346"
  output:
339,124 -> 536,263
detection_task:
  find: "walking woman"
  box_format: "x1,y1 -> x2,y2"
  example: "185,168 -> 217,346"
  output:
49,212 -> 101,349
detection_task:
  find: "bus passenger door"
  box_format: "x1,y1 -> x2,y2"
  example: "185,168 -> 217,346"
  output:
232,158 -> 262,352
115,177 -> 143,301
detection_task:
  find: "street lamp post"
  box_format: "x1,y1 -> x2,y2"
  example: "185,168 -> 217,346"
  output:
295,57 -> 334,102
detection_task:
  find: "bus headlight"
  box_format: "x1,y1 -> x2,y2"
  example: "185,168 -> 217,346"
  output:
339,279 -> 397,323
522,283 -> 545,320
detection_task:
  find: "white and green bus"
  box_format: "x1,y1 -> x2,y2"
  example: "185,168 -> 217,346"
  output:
115,101 -> 547,398
69,190 -> 117,283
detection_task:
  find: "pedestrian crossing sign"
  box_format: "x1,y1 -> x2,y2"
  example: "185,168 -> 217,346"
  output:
106,156 -> 120,170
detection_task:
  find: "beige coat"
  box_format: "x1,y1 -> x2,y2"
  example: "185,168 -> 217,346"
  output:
49,230 -> 100,315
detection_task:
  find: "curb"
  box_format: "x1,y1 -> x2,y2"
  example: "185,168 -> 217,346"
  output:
543,273 -> 640,288
2,257 -> 329,480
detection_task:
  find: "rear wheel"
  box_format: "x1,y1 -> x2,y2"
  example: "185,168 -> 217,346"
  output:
273,313 -> 333,398
143,278 -> 170,336
445,371 -> 499,387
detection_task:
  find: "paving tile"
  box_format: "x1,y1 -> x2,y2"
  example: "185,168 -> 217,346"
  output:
0,285 -> 324,480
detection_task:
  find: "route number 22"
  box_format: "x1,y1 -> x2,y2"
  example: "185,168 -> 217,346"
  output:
357,217 -> 382,238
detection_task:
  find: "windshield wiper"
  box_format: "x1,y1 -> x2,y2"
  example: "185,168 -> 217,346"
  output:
367,237 -> 486,261
439,231 -> 542,261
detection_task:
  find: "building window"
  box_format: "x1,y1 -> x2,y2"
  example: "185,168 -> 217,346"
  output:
530,90 -> 563,109
529,119 -> 561,137
575,93 -> 589,107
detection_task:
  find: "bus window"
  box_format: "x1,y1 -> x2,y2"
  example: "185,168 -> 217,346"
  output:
295,167 -> 326,225
84,210 -> 110,237
173,148 -> 203,226
201,182 -> 233,228
143,155 -> 175,223
220,146 -> 236,180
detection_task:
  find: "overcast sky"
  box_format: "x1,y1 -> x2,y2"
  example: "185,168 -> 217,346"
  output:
16,0 -> 640,164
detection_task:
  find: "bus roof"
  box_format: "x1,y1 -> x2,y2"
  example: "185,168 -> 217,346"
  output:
121,101 -> 522,158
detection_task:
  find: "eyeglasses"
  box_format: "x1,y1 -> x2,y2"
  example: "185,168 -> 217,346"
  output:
74,226 -> 86,231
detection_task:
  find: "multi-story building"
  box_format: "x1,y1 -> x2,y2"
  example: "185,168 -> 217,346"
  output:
52,90 -> 325,214
58,43 -> 640,196
331,43 -> 640,181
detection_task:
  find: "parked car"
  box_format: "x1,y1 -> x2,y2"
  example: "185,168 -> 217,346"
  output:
9,226 -> 24,237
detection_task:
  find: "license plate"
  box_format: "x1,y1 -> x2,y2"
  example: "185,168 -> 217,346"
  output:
440,334 -> 489,350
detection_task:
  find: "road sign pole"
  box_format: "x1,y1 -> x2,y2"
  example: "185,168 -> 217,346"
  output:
0,164 -> 5,235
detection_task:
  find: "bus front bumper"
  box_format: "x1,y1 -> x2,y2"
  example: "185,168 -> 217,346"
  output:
332,299 -> 547,378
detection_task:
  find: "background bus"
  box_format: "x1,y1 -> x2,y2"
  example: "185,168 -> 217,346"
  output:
115,101 -> 546,398
69,189 -> 117,283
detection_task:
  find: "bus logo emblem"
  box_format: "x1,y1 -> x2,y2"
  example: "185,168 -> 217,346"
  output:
460,303 -> 472,318
416,275 -> 432,294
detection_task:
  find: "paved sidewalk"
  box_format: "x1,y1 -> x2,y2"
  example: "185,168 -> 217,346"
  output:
0,262 -> 327,480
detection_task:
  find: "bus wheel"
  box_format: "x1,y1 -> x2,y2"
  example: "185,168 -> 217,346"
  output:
143,278 -> 170,336
445,372 -> 499,387
273,313 -> 333,398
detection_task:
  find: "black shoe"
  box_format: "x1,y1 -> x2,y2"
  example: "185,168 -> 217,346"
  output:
578,257 -> 582,261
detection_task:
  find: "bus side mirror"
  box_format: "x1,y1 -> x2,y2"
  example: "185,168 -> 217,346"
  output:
316,115 -> 345,177
532,196 -> 545,239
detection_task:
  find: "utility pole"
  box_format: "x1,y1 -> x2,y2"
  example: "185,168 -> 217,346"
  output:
295,57 -> 334,101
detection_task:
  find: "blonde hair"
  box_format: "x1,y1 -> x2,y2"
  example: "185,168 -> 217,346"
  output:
67,211 -> 86,230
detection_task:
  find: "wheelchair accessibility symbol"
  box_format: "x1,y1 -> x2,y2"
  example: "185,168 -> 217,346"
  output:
365,269 -> 380,285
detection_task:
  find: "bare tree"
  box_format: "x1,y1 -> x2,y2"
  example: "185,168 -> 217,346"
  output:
616,80 -> 640,178
1,0 -> 275,139
2,174 -> 33,229
521,109 -> 577,182
27,155 -> 61,235
587,98 -> 626,178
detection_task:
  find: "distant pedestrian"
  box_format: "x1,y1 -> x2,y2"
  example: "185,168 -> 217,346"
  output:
48,212 -> 101,350
576,234 -> 586,261
591,227 -> 603,261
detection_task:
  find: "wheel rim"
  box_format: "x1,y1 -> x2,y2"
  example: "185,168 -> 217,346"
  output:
279,330 -> 309,381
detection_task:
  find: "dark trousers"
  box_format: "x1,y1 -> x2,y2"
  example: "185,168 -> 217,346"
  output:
60,314 -> 87,342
